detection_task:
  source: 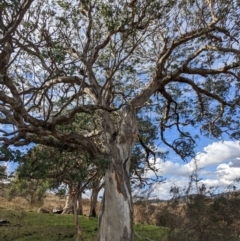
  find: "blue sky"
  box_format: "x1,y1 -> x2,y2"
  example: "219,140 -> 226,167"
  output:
3,125 -> 240,201
134,139 -> 240,200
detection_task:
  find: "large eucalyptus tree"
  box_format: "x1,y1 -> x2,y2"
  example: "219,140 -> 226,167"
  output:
0,0 -> 240,240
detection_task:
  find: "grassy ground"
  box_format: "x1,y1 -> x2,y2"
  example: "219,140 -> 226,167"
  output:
0,208 -> 165,241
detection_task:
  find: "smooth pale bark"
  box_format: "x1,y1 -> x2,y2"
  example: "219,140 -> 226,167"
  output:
62,183 -> 82,215
62,184 -> 83,240
74,190 -> 83,241
90,188 -> 98,217
62,185 -> 74,214
89,179 -> 103,217
77,192 -> 83,215
62,196 -> 74,214
97,107 -> 137,241
97,167 -> 133,241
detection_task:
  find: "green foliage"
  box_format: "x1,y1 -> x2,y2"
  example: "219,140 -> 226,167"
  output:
41,43 -> 66,64
184,193 -> 240,241
153,191 -> 240,241
155,207 -> 178,228
0,145 -> 22,162
0,0 -> 19,10
14,145 -> 110,201
55,188 -> 66,199
56,0 -> 70,9
17,146 -> 88,188
9,175 -> 49,205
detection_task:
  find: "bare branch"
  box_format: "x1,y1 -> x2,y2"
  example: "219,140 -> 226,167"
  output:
0,0 -> 34,44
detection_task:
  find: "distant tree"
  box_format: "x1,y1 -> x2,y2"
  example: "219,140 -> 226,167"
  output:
16,114 -> 161,218
154,166 -> 240,241
183,185 -> 240,241
9,174 -> 48,205
16,144 -> 106,213
0,1 -> 240,240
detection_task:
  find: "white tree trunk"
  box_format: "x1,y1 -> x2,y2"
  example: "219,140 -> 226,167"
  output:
97,107 -> 137,241
77,192 -> 83,215
62,184 -> 74,214
90,178 -> 103,217
90,186 -> 99,217
97,167 -> 133,241
74,190 -> 83,241
62,193 -> 74,214
62,183 -> 82,215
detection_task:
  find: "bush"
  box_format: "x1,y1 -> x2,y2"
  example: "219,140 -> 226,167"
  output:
9,177 -> 48,206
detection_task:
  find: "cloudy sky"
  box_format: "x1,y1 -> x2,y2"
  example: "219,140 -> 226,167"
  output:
3,137 -> 240,201
136,140 -> 240,200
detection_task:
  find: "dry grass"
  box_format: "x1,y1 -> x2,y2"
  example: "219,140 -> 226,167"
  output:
41,193 -> 101,215
0,193 -> 162,224
0,183 -> 162,223
0,193 -> 161,224
0,193 -> 101,216
0,185 -> 163,224
0,196 -> 30,211
40,193 -> 66,212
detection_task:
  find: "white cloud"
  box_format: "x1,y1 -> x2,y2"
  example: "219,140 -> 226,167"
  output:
215,163 -> 240,184
190,141 -> 240,169
141,141 -> 240,199
149,177 -> 190,200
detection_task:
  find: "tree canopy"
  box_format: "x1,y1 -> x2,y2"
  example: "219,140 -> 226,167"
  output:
0,0 -> 238,158
0,0 -> 240,240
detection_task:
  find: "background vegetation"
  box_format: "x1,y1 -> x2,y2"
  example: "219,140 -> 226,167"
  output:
1,177 -> 240,241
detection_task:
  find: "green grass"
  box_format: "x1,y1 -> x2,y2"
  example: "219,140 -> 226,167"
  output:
134,223 -> 166,240
0,208 -> 164,241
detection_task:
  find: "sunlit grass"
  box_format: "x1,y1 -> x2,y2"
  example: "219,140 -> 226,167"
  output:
0,209 -> 164,241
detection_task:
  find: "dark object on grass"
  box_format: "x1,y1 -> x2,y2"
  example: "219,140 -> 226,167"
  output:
53,208 -> 63,214
0,219 -> 10,226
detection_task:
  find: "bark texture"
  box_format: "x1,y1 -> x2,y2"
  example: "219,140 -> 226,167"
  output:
62,184 -> 82,215
89,181 -> 103,217
77,193 -> 83,215
97,168 -> 133,241
97,107 -> 137,241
